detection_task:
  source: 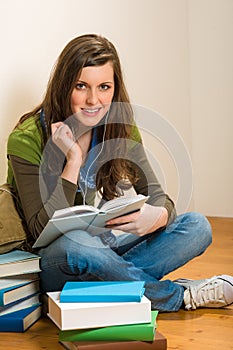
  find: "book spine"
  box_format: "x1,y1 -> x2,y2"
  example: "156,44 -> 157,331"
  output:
60,339 -> 166,350
59,325 -> 155,342
0,318 -> 24,332
0,290 -> 5,307
60,295 -> 142,303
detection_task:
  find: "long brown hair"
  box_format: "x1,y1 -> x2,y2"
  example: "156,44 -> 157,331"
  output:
16,34 -> 140,200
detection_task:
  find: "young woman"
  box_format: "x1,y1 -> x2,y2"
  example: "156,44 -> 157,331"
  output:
7,34 -> 232,312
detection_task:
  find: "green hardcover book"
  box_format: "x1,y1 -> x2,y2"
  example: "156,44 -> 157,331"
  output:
59,311 -> 158,342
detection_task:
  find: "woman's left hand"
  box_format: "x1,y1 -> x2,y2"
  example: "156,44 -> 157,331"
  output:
105,203 -> 168,236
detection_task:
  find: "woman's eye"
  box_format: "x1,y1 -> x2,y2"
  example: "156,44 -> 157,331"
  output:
99,84 -> 110,91
76,83 -> 86,90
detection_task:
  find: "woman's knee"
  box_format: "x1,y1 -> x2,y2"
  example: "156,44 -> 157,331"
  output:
38,230 -> 107,270
182,212 -> 212,249
38,231 -> 110,290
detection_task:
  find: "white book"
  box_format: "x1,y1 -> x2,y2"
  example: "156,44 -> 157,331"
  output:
33,194 -> 149,249
47,291 -> 151,331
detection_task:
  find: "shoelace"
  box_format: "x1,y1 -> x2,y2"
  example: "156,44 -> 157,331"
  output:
189,279 -> 224,309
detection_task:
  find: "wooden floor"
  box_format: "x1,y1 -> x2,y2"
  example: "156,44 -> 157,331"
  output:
0,217 -> 232,350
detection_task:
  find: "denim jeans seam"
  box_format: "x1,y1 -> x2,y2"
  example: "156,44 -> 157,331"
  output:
40,258 -> 72,270
173,284 -> 184,311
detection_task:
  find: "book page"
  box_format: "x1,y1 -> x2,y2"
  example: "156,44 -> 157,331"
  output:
52,205 -> 99,219
100,194 -> 148,212
87,195 -> 149,235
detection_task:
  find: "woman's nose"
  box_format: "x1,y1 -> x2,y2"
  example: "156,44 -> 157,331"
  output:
86,88 -> 99,105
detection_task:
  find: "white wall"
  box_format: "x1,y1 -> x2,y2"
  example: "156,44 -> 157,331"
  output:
0,0 -> 232,216
188,0 -> 233,217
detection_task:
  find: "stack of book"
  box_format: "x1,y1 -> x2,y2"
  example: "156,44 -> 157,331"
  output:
0,249 -> 42,332
47,281 -> 167,349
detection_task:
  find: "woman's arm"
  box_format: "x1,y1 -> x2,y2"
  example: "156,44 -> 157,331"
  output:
9,155 -> 78,240
132,142 -> 176,222
8,120 -> 90,241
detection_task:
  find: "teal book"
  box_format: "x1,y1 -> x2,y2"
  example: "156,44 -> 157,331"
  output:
0,250 -> 41,277
59,311 -> 158,342
0,273 -> 39,290
60,281 -> 145,303
0,304 -> 42,332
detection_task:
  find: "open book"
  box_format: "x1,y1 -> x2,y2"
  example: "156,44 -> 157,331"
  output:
32,194 -> 149,249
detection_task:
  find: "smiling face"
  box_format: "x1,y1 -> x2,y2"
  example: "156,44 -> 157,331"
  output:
70,61 -> 115,127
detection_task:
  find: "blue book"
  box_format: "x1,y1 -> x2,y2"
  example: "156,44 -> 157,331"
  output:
0,280 -> 40,307
0,304 -> 42,332
60,281 -> 145,303
0,294 -> 40,316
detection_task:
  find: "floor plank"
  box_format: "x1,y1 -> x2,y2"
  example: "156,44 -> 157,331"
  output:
158,216 -> 233,350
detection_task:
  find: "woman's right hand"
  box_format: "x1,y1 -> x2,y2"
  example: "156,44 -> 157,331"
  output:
51,122 -> 83,164
51,122 -> 83,184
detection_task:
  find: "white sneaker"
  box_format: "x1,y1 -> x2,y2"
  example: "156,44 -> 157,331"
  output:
174,275 -> 233,310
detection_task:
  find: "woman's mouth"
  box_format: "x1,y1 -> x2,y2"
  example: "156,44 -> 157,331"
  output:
81,107 -> 102,117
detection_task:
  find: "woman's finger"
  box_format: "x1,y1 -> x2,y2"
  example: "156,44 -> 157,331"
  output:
106,210 -> 141,226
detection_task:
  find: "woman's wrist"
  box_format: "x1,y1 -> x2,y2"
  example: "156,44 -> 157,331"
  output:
150,207 -> 168,232
160,207 -> 168,227
61,157 -> 82,184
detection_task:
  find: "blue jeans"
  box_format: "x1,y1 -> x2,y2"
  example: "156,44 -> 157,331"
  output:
38,212 -> 212,312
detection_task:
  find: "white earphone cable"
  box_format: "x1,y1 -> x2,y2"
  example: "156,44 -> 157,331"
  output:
80,108 -> 110,205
